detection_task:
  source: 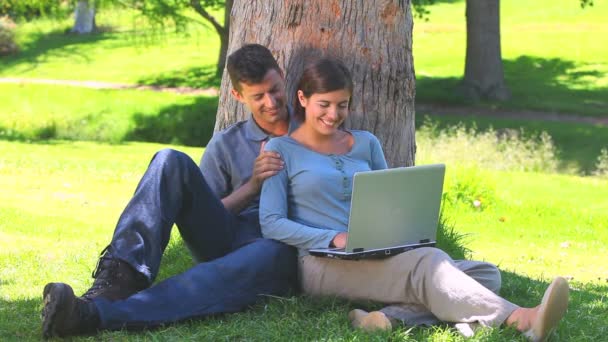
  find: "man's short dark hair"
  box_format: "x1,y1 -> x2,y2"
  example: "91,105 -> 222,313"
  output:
226,44 -> 281,93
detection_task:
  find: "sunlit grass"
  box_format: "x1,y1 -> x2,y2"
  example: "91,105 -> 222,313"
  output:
1,133 -> 607,340
414,0 -> 608,116
0,83 -> 217,145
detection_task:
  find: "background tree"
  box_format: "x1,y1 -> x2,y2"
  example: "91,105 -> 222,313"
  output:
215,0 -> 416,167
126,0 -> 232,75
413,0 -> 593,102
459,0 -> 509,101
72,0 -> 96,34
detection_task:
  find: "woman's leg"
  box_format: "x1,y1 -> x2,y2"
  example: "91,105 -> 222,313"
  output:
300,247 -> 517,327
380,259 -> 502,327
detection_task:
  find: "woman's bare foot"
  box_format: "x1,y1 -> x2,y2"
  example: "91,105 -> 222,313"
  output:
348,309 -> 392,332
505,277 -> 569,341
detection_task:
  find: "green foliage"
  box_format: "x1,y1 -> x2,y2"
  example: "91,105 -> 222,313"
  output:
443,167 -> 497,211
417,118 -> 559,173
0,0 -> 68,20
123,0 -> 225,31
594,148 -> 608,178
0,15 -> 18,55
436,214 -> 472,260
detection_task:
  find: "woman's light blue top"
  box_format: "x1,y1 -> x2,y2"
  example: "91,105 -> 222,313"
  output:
259,130 -> 388,256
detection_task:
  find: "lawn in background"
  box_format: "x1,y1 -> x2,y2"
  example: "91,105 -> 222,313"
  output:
414,0 -> 608,117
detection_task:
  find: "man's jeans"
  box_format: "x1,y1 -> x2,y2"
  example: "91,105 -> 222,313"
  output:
92,149 -> 297,330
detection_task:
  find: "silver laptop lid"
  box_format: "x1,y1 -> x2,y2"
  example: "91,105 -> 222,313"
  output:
345,164 -> 445,253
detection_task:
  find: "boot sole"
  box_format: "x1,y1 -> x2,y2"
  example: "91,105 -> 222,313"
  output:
42,283 -> 71,339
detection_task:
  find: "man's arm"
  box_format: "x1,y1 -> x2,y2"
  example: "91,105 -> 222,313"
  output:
221,141 -> 284,214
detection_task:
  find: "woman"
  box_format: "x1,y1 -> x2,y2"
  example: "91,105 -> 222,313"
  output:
259,58 -> 568,341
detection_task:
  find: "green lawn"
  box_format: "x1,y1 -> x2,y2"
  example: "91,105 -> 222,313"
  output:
1,139 -> 606,341
414,0 -> 608,117
0,83 -> 217,145
1,1 -> 608,340
0,9 -> 221,86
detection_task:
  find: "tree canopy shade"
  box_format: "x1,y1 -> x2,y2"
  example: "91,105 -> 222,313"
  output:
415,0 -> 596,101
125,0 -> 231,75
216,0 -> 416,167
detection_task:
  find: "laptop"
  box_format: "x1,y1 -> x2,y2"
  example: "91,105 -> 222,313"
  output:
308,164 -> 445,260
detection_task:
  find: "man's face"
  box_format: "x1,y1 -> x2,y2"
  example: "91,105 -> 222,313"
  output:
231,69 -> 288,129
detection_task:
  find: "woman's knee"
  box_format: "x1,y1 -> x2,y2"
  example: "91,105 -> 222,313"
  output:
477,262 -> 502,294
415,247 -> 452,264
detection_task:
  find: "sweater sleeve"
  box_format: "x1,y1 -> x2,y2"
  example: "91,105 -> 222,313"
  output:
259,140 -> 338,250
369,132 -> 389,170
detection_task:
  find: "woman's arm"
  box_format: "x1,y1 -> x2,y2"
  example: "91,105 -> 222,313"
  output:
369,133 -> 389,170
260,167 -> 338,249
259,143 -> 339,250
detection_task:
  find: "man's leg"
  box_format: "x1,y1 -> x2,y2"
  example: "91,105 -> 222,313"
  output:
84,149 -> 237,301
93,239 -> 297,330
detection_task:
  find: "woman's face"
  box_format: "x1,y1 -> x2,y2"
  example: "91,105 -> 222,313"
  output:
297,88 -> 350,136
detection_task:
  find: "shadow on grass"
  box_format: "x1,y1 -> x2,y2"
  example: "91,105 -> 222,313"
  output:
416,113 -> 608,174
126,96 -> 218,147
2,238 -> 606,340
136,65 -> 221,89
499,270 -> 608,341
417,55 -> 608,117
0,27 -> 115,73
0,94 -> 218,147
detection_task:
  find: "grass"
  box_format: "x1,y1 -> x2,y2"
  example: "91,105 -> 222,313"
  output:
1,0 -> 607,118
1,135 -> 607,341
1,1 -> 608,340
414,0 -> 608,117
0,9 -> 221,85
415,114 -> 608,175
0,83 -> 217,145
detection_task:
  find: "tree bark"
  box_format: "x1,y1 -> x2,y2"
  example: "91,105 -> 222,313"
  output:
217,0 -> 233,75
71,0 -> 96,34
190,0 -> 233,75
460,0 -> 510,101
215,0 -> 416,167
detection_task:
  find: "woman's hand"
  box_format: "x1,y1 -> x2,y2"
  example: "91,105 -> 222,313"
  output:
330,232 -> 348,248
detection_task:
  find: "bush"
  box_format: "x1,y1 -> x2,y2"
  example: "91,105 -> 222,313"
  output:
416,118 -> 559,173
594,148 -> 608,178
0,15 -> 18,55
0,0 -> 67,20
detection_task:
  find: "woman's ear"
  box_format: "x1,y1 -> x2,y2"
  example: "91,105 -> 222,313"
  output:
297,90 -> 308,107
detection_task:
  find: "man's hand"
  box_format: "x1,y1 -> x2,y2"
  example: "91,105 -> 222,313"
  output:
331,232 -> 348,249
248,141 -> 284,193
220,141 -> 283,214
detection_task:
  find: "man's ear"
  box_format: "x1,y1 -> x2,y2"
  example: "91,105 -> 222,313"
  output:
231,88 -> 244,103
297,90 -> 307,107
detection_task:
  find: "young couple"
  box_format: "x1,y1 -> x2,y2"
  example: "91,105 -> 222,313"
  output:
42,44 -> 568,341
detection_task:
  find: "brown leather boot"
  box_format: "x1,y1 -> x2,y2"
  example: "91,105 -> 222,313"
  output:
42,282 -> 100,339
82,251 -> 148,301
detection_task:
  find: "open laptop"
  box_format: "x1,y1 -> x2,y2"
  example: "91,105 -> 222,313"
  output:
308,164 -> 445,260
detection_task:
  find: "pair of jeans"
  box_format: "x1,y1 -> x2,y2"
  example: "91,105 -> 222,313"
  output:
92,149 -> 298,330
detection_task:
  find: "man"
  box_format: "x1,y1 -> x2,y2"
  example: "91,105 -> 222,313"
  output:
41,44 -> 299,338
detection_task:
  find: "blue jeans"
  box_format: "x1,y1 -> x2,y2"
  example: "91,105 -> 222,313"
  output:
92,149 -> 298,330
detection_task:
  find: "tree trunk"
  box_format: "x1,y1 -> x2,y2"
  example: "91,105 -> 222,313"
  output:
216,0 -> 233,75
460,0 -> 510,101
71,0 -> 96,34
215,0 -> 416,167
